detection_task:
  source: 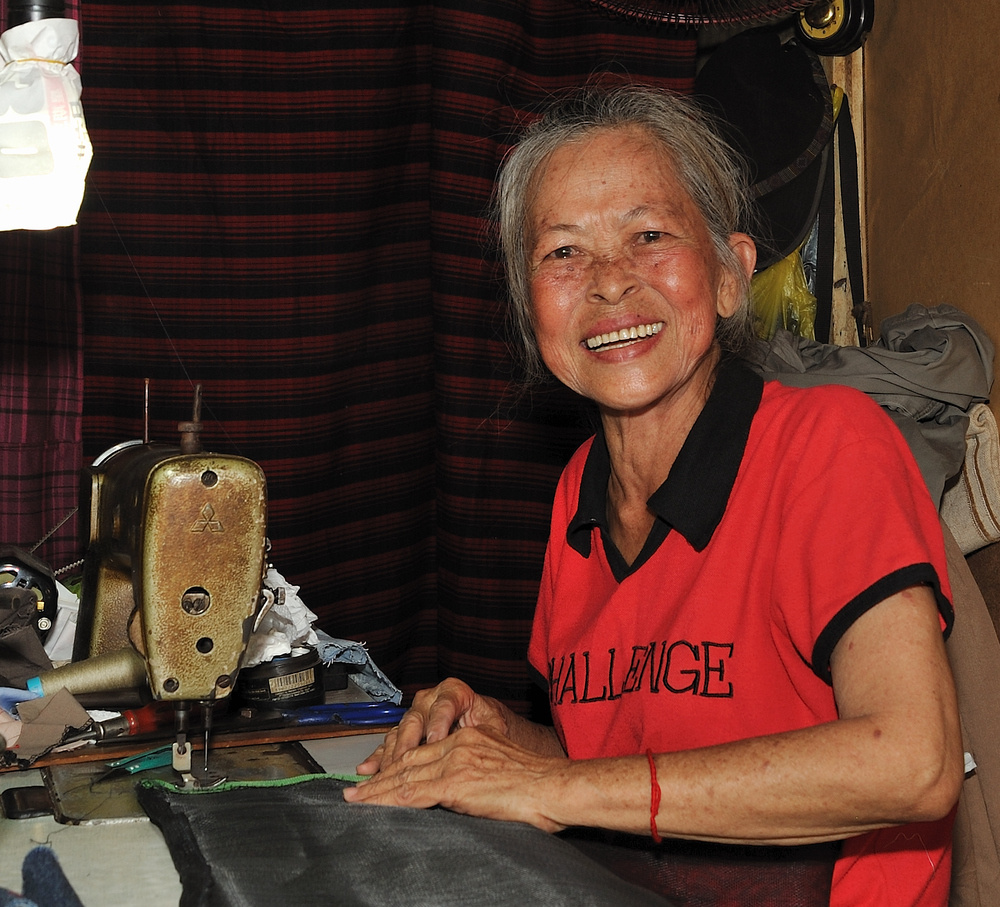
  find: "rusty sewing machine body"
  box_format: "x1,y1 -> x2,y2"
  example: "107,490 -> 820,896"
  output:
73,387 -> 268,785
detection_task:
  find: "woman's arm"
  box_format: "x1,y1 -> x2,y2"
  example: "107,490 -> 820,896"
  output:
570,585 -> 963,844
344,585 -> 963,844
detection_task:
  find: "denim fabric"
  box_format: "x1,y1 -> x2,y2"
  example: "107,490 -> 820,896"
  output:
0,848 -> 83,907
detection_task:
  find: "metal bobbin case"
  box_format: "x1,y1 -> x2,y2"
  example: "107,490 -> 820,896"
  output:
235,645 -> 324,708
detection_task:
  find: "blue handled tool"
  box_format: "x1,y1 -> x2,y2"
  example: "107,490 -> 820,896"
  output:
280,702 -> 407,727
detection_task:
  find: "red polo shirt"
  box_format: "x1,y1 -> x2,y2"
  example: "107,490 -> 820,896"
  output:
528,360 -> 954,907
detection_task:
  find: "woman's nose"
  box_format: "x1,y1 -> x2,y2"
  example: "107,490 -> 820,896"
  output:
588,254 -> 636,305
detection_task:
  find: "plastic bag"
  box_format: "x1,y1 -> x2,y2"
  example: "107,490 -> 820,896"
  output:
0,18 -> 93,230
750,246 -> 817,341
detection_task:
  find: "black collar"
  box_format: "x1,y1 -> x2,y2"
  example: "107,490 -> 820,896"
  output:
567,358 -> 764,571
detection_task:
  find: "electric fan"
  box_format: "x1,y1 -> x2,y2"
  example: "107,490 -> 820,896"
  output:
580,0 -> 873,54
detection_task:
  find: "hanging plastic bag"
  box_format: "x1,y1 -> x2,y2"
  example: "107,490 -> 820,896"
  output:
0,17 -> 92,230
750,246 -> 817,341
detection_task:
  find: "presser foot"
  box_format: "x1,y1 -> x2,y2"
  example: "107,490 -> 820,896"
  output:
172,737 -> 227,789
178,767 -> 228,790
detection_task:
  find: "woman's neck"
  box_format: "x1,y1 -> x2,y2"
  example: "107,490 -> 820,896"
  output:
600,354 -> 719,564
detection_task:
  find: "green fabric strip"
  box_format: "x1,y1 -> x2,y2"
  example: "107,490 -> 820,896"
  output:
139,771 -> 368,795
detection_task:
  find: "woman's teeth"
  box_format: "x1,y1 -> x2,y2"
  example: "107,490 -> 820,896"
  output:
586,322 -> 663,350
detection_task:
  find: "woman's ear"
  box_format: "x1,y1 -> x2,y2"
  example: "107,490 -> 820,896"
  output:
716,232 -> 757,318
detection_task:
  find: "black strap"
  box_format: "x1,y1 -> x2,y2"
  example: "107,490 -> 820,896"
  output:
814,144 -> 836,345
813,94 -> 868,347
836,100 -> 869,346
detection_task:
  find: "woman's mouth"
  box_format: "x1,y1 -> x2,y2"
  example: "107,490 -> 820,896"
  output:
585,321 -> 663,351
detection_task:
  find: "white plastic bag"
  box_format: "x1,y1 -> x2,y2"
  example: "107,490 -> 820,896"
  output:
0,18 -> 92,230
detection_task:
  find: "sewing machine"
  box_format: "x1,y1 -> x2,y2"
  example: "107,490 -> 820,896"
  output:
72,386 -> 269,785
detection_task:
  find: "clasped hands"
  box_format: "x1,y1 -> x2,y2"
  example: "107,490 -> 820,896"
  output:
342,677 -> 568,832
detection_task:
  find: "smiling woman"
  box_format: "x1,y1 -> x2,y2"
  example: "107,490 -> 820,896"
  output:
496,88 -> 757,386
343,85 -> 963,907
525,127 -> 754,441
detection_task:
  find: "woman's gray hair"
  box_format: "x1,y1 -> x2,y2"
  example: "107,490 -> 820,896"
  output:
496,85 -> 755,382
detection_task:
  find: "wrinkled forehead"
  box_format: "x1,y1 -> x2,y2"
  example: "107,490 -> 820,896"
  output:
531,123 -> 677,187
524,125 -> 696,234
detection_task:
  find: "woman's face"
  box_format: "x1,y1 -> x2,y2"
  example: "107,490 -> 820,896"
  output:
528,127 -> 754,416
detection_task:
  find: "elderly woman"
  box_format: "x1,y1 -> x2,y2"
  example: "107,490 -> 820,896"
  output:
344,86 -> 963,906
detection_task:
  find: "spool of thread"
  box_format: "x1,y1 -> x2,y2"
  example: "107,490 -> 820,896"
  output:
27,647 -> 148,697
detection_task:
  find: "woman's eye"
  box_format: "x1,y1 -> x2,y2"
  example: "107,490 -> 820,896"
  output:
639,231 -> 664,244
548,246 -> 574,259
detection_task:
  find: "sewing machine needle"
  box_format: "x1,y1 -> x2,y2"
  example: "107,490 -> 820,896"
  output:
203,701 -> 212,773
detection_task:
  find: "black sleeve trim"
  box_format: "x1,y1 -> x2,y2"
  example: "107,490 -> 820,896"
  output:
811,563 -> 954,685
529,661 -> 548,693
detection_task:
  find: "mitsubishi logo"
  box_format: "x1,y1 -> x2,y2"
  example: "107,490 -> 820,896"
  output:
191,503 -> 224,532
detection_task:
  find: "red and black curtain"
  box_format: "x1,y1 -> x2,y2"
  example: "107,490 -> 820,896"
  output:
2,0 -> 695,713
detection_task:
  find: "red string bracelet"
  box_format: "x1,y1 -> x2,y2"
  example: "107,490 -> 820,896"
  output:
646,748 -> 662,843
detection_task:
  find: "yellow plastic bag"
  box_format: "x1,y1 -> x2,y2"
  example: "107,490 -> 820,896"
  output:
750,247 -> 817,341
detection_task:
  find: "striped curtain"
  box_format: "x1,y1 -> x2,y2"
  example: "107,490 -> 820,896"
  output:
11,0 -> 695,712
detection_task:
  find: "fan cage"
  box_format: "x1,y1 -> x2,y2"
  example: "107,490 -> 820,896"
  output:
581,0 -> 816,27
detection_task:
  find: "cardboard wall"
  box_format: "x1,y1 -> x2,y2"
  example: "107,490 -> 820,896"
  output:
864,0 -> 1000,407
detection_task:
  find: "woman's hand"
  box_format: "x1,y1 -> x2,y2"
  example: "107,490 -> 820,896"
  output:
346,676 -> 570,830
344,724 -> 570,832
355,677 -> 510,776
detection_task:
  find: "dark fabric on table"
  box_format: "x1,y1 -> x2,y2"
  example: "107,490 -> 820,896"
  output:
562,828 -> 839,907
136,776 -> 674,907
72,1 -> 696,715
0,623 -> 52,689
